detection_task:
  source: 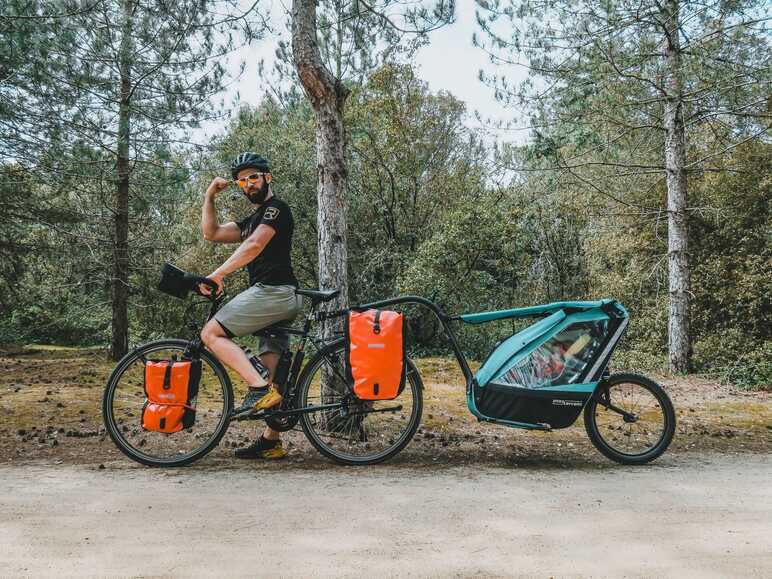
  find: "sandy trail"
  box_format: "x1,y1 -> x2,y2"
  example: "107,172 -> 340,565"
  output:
1,453 -> 770,578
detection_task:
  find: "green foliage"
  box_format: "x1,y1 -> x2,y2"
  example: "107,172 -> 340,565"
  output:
1,26 -> 768,389
1,0 -> 260,358
346,63 -> 489,302
688,142 -> 771,387
397,190 -> 526,358
579,142 -> 771,386
475,0 -> 771,375
694,331 -> 772,390
690,143 -> 771,340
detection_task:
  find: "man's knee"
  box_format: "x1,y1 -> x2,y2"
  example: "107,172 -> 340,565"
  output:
201,320 -> 226,348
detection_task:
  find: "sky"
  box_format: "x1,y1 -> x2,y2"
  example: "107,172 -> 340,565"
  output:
196,1 -> 530,146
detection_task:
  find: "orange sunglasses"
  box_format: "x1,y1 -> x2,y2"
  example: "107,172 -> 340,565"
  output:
235,172 -> 266,187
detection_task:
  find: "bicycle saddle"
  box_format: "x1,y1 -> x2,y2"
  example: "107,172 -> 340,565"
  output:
296,288 -> 340,302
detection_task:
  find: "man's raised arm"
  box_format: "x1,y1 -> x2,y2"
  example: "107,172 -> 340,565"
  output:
202,177 -> 241,243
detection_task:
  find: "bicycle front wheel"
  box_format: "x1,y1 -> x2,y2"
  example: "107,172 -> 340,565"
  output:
584,373 -> 675,465
102,339 -> 233,467
298,339 -> 423,465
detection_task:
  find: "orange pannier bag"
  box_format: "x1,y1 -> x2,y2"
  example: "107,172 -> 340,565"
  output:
142,358 -> 201,433
345,309 -> 406,400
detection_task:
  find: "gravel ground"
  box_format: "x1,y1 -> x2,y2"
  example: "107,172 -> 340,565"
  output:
1,453 -> 770,578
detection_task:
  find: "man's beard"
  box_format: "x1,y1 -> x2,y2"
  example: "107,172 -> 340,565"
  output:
244,181 -> 269,204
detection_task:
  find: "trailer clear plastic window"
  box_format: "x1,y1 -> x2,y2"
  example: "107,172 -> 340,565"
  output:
495,320 -> 609,388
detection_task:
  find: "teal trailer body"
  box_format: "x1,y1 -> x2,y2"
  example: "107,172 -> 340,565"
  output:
460,300 -> 629,430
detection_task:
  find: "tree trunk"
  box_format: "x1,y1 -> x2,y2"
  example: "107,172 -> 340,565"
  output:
314,97 -> 349,310
662,0 -> 691,373
111,0 -> 133,360
291,0 -> 350,325
291,0 -> 350,408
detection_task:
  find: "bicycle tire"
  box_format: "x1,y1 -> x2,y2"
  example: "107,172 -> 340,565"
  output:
102,339 -> 233,467
298,339 -> 423,465
584,373 -> 676,465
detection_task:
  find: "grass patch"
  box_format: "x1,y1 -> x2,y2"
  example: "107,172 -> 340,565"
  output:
22,343 -> 104,352
1,346 -> 770,465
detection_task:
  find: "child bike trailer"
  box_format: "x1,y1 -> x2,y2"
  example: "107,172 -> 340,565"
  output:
466,300 -> 629,429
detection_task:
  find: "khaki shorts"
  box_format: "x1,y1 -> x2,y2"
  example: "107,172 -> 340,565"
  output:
214,284 -> 302,355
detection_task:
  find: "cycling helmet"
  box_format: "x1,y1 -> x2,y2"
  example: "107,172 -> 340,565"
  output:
230,152 -> 271,179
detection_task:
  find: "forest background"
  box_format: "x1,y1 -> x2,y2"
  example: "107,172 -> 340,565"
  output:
1,0 -> 769,388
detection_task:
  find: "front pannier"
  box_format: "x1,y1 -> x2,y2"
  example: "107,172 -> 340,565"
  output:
142,358 -> 201,433
346,309 -> 406,400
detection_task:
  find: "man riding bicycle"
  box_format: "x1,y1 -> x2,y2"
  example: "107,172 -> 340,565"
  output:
199,152 -> 302,460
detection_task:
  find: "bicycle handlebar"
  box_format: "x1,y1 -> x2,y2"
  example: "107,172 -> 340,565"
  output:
184,274 -> 220,298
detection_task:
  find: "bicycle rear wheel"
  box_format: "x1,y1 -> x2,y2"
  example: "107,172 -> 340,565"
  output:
584,373 -> 675,465
102,339 -> 233,467
298,339 -> 423,465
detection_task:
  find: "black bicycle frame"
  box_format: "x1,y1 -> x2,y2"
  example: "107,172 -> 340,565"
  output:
186,292 -> 458,421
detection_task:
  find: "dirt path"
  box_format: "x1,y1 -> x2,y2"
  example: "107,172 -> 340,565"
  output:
1,347 -> 771,465
1,453 -> 770,578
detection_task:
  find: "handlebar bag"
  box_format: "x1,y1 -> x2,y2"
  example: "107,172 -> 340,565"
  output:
345,309 -> 406,400
142,357 -> 201,433
157,262 -> 195,299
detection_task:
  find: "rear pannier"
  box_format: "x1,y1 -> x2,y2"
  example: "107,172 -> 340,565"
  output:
345,309 -> 406,400
142,357 -> 201,433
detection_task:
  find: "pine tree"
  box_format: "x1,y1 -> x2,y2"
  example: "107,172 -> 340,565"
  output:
475,0 -> 771,372
2,0 -> 262,358
289,0 -> 455,326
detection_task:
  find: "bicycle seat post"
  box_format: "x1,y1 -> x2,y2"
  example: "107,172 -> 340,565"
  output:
301,301 -> 317,337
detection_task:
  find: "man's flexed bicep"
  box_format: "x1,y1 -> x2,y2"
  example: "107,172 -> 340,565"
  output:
202,177 -> 242,243
204,220 -> 242,243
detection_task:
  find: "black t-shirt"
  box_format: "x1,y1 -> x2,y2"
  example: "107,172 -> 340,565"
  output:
236,196 -> 298,287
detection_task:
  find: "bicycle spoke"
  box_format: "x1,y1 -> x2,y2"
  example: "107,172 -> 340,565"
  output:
593,380 -> 667,456
104,343 -> 230,465
299,341 -> 422,464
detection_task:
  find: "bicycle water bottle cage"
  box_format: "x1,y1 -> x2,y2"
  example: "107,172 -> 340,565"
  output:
345,309 -> 406,400
142,357 -> 201,433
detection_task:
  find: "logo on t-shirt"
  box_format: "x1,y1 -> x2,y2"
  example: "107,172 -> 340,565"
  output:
263,207 -> 280,221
